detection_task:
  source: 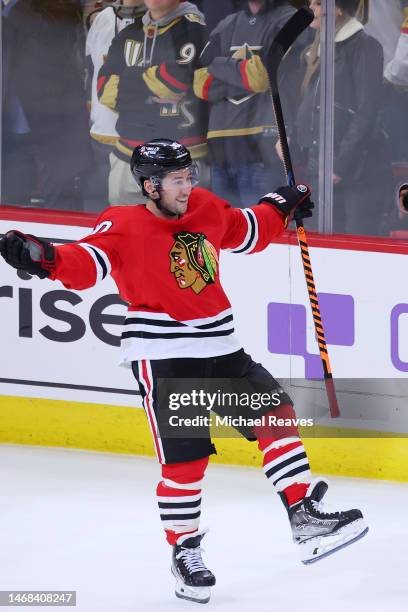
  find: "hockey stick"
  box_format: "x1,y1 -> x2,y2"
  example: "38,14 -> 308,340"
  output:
265,8 -> 340,418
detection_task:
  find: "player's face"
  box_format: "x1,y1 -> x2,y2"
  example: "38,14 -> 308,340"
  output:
159,168 -> 194,216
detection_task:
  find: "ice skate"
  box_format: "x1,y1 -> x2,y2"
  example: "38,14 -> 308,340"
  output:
171,530 -> 216,604
285,479 -> 368,564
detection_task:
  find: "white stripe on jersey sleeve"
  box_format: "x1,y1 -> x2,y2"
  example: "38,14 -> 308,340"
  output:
78,243 -> 112,283
224,208 -> 259,254
244,208 -> 259,254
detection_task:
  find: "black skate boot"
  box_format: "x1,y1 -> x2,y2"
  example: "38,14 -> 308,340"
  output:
171,530 -> 216,604
282,479 -> 368,564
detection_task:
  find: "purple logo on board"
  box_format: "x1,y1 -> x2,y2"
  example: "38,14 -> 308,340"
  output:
268,293 -> 355,379
391,304 -> 408,372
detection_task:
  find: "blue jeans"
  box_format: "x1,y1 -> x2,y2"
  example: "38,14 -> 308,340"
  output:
211,162 -> 285,208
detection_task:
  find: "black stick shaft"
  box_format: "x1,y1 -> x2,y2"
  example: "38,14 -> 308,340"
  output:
266,9 -> 340,418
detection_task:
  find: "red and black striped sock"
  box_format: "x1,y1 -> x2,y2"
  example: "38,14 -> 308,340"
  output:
158,457 -> 209,545
258,436 -> 311,506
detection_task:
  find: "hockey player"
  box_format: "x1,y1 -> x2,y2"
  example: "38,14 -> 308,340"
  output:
0,139 -> 368,604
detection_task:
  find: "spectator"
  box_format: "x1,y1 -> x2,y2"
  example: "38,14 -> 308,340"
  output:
97,0 -> 208,206
194,0 -> 298,208
386,182 -> 408,234
2,0 -> 33,206
381,5 -> 408,169
82,0 -> 107,28
2,0 -> 92,210
385,6 -> 408,85
365,0 -> 404,66
83,0 -> 145,211
398,183 -> 408,213
194,0 -> 241,32
291,0 -> 392,235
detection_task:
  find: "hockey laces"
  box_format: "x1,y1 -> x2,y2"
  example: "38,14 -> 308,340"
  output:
176,545 -> 207,574
311,499 -> 340,518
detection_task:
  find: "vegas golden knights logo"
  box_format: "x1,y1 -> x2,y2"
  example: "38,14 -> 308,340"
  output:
124,40 -> 144,67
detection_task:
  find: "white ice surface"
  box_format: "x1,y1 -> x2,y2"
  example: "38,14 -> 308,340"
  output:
0,444 -> 406,612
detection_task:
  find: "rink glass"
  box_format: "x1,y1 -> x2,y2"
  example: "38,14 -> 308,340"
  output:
0,0 -> 405,235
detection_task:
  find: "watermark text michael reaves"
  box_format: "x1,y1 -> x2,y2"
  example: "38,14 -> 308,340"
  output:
168,414 -> 314,428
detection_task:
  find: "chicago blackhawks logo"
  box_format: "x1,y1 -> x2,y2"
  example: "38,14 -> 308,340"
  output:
169,232 -> 218,295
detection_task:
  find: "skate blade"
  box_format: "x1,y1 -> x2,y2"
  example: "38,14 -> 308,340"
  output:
299,519 -> 369,565
171,566 -> 211,604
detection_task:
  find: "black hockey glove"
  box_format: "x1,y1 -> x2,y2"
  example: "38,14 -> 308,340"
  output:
258,185 -> 314,225
0,230 -> 55,278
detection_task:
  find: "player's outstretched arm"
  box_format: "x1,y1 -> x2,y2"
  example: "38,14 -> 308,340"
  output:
220,185 -> 314,255
0,231 -> 55,279
1,221 -> 118,291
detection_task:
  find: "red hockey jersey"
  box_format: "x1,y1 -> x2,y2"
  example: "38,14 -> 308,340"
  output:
50,187 -> 285,363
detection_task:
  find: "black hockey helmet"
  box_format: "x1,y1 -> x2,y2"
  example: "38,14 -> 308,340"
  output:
131,139 -> 193,181
130,139 -> 199,216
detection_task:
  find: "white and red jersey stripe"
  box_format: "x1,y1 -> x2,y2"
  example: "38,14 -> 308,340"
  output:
134,360 -> 164,463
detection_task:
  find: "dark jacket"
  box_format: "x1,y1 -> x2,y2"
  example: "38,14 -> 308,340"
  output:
193,1 -> 302,165
295,25 -> 387,181
97,2 -> 208,162
194,0 -> 240,32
